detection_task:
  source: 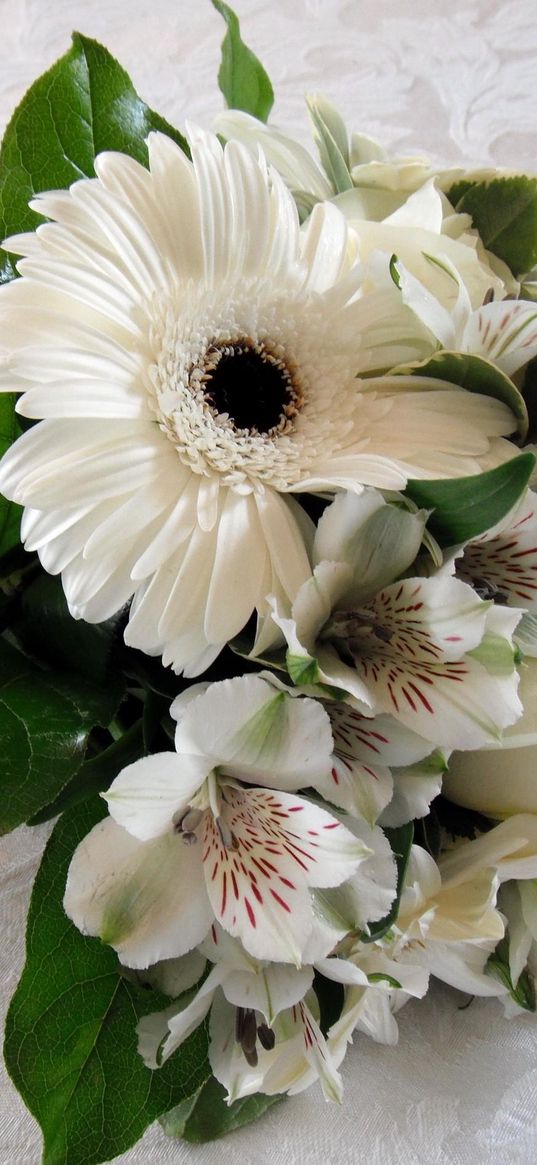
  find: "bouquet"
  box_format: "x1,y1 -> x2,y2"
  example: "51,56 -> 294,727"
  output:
2,3 -> 537,1159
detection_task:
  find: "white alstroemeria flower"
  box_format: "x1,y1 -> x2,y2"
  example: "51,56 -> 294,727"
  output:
346,840 -> 506,1007
64,675 -> 370,969
270,489 -> 523,748
235,668 -> 444,828
327,947 -> 429,1049
0,132 -> 516,675
320,700 -> 446,827
328,827 -> 519,1053
138,924 -> 379,1103
455,489 -> 537,617
395,256 -> 537,377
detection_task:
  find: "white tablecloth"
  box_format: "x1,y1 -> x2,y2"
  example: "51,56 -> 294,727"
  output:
1,1 -> 537,1161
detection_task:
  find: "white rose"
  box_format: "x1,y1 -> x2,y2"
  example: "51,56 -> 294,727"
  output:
444,661 -> 537,818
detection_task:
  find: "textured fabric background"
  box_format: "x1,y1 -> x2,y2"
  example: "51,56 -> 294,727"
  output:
1,1 -> 537,1162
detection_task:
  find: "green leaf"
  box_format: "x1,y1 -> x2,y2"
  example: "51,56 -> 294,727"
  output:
306,96 -> 353,194
4,798 -> 210,1165
28,719 -> 145,825
0,395 -> 22,553
0,32 -> 188,284
487,937 -> 536,1012
393,351 -> 528,440
453,176 -> 537,276
160,1076 -> 283,1143
0,635 -> 123,834
211,1 -> 274,122
363,823 -> 414,943
447,178 -> 478,207
405,453 -> 536,547
13,573 -> 123,685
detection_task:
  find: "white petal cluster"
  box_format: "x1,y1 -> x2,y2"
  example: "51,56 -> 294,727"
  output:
4,90 -> 537,1115
0,129 -> 520,675
270,488 -> 523,748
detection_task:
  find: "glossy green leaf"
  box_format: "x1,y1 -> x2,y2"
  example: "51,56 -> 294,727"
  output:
0,395 -> 22,553
453,176 -> 537,276
393,350 -> 528,440
405,453 -> 535,547
0,635 -> 123,834
160,1076 -> 283,1143
4,798 -> 210,1165
28,719 -> 145,825
0,32 -> 188,283
212,1 -> 274,122
363,823 -> 414,943
14,573 -> 123,685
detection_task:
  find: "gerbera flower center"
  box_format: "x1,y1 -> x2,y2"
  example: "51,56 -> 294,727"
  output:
201,340 -> 302,436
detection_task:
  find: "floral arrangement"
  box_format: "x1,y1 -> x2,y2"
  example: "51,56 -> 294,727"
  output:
2,3 -> 537,1160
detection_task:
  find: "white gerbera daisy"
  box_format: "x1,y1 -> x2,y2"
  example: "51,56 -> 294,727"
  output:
0,130 -> 518,673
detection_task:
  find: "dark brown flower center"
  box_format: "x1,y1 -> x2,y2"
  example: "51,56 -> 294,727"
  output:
202,341 -> 302,435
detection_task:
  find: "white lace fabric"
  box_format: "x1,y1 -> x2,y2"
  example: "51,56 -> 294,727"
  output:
1,1 -> 537,1161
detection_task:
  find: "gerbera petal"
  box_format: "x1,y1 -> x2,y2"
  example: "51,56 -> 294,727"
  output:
300,201 -> 353,292
64,817 -> 213,968
147,131 -> 204,276
255,491 -> 312,604
203,491 -> 267,643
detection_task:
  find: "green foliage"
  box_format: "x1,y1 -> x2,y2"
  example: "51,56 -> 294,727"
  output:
160,1076 -> 283,1142
28,720 -> 145,824
0,636 -> 124,834
405,453 -> 535,547
363,823 -> 414,943
487,937 -> 536,1012
452,176 -> 537,276
446,178 -> 477,207
212,1 -> 274,121
0,32 -> 188,283
14,573 -> 124,684
0,395 -> 22,553
4,798 -> 210,1165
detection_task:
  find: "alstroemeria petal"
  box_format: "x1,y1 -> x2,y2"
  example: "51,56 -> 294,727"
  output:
173,674 -> 334,789
463,300 -> 537,377
222,963 -> 313,1025
157,966 -> 225,1065
208,992 -> 268,1102
202,786 -> 368,965
458,490 -> 537,609
104,752 -> 209,840
380,751 -> 447,827
64,817 -> 213,968
318,818 -> 397,930
318,702 -> 431,824
346,575 -> 521,746
265,1000 -> 343,1102
313,488 -> 427,607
